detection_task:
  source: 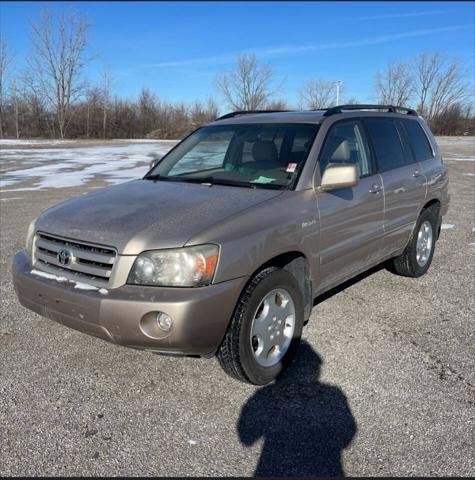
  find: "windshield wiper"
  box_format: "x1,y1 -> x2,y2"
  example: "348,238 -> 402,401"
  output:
176,176 -> 215,184
144,174 -> 193,183
176,176 -> 260,188
144,174 -> 284,189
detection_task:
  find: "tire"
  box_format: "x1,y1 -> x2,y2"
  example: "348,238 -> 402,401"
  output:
217,267 -> 304,385
390,207 -> 438,278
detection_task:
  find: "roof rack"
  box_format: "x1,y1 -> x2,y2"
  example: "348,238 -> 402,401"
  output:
217,110 -> 293,120
322,104 -> 418,117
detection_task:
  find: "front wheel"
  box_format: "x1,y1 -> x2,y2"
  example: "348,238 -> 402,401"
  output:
389,207 -> 438,277
217,267 -> 304,385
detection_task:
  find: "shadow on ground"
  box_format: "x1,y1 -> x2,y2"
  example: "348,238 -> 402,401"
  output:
238,340 -> 357,477
313,263 -> 386,307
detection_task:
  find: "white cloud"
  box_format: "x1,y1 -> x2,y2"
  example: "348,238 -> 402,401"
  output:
356,10 -> 447,20
146,24 -> 471,69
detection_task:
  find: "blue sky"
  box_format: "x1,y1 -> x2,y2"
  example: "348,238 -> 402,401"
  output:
1,1 -> 474,108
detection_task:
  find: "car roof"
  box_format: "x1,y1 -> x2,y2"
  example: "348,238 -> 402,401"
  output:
211,110 -> 326,126
209,105 -> 421,126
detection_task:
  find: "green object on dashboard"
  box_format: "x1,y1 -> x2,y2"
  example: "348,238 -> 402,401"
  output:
250,176 -> 276,184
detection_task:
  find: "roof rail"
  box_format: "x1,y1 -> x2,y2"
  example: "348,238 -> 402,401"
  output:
322,104 -> 418,117
217,110 -> 293,120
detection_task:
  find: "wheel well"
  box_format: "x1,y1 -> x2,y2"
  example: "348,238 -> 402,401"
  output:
421,199 -> 441,238
254,252 -> 313,322
422,198 -> 440,213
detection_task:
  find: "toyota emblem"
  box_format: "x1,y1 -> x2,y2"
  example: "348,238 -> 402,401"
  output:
57,249 -> 73,266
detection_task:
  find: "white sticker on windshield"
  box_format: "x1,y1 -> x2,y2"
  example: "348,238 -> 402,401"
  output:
286,163 -> 297,173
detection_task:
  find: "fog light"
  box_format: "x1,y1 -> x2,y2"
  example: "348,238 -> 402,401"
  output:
156,312 -> 172,332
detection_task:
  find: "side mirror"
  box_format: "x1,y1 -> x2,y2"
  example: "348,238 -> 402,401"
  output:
319,163 -> 358,191
149,153 -> 164,170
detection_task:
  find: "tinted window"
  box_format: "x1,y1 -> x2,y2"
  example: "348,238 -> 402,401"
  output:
402,120 -> 434,162
364,119 -> 405,172
395,120 -> 416,164
319,121 -> 371,177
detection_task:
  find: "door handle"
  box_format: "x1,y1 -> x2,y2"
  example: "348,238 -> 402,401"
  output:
369,184 -> 382,194
413,169 -> 421,178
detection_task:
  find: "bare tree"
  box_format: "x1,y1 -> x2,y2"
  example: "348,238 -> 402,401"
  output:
27,10 -> 90,138
216,54 -> 275,110
299,79 -> 336,109
266,99 -> 290,110
374,61 -> 414,106
9,76 -> 23,139
102,67 -> 111,139
189,97 -> 219,126
413,52 -> 441,115
0,39 -> 12,138
83,86 -> 101,138
84,86 -> 92,138
137,87 -> 158,136
414,52 -> 469,119
21,65 -> 57,137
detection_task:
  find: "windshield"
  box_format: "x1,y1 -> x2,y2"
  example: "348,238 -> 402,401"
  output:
146,123 -> 319,189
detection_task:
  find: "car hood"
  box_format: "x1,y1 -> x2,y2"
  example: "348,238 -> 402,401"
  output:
36,179 -> 283,254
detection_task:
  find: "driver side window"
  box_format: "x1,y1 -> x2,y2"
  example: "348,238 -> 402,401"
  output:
319,121 -> 371,178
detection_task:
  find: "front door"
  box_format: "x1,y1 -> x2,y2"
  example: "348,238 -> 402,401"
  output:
316,120 -> 385,291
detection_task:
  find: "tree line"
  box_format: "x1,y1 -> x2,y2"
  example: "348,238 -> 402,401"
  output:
0,10 -> 473,140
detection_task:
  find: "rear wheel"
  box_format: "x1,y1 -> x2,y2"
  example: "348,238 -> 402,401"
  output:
217,267 -> 304,385
390,207 -> 438,277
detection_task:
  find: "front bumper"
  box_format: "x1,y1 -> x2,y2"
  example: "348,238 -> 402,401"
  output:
12,250 -> 246,356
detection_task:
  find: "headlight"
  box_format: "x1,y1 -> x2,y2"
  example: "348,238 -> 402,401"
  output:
127,244 -> 219,287
26,217 -> 37,255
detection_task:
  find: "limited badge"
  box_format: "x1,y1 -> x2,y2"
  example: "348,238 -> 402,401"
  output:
286,163 -> 297,173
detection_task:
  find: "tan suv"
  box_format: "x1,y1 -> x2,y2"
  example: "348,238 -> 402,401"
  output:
12,105 -> 449,384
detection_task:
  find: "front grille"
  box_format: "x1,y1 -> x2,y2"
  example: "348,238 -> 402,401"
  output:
33,232 -> 117,287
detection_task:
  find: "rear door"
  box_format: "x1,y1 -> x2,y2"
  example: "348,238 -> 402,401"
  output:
401,118 -> 447,214
316,119 -> 385,290
363,118 -> 427,258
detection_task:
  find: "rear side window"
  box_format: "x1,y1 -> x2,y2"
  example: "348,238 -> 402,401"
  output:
402,120 -> 434,162
395,120 -> 416,164
364,119 -> 405,172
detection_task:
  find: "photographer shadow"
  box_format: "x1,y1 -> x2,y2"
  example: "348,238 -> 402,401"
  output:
238,341 -> 357,477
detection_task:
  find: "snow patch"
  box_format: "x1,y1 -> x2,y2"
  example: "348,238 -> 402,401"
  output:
116,139 -> 178,144
441,224 -> 455,230
0,197 -> 23,201
30,268 -> 107,293
188,439 -> 197,445
0,139 -> 77,146
444,157 -> 475,162
436,136 -> 475,148
1,141 -> 176,191
31,269 -> 68,282
74,282 -> 99,291
0,138 -> 177,146
462,173 -> 475,177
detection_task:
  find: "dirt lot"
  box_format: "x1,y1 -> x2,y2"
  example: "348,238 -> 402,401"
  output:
0,137 -> 474,476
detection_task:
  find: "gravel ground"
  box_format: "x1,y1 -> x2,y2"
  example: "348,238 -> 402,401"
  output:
0,137 -> 474,476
